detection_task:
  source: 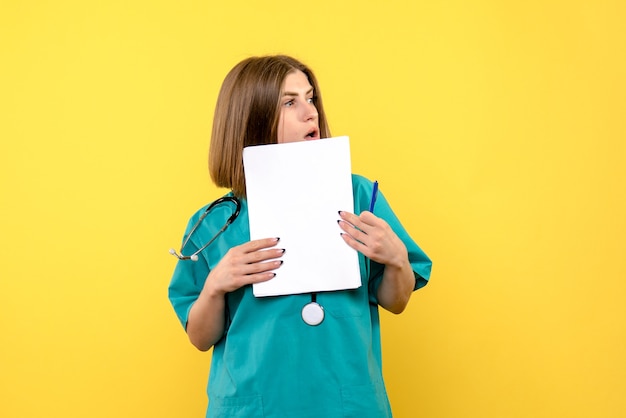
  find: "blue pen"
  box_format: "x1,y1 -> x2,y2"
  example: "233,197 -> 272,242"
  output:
369,180 -> 379,212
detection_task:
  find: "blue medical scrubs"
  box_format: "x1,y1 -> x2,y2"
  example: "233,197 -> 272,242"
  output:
169,174 -> 432,418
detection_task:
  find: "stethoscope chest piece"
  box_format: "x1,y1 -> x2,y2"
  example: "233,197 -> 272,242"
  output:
302,301 -> 324,326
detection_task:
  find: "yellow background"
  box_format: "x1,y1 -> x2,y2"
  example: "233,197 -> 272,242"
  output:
1,1 -> 624,417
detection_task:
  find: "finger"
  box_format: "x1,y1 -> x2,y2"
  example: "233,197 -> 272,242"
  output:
358,211 -> 379,225
338,211 -> 365,234
339,211 -> 379,234
220,241 -> 280,268
337,219 -> 369,244
246,258 -> 284,274
340,231 -> 373,257
225,253 -> 283,283
219,257 -> 283,289
240,257 -> 285,285
338,210 -> 359,226
233,238 -> 283,265
241,270 -> 277,285
245,247 -> 286,264
224,270 -> 275,290
242,237 -> 281,253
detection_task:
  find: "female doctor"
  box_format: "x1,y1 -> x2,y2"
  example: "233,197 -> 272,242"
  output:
168,55 -> 432,418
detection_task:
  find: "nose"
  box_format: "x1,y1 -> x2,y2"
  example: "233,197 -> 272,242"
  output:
303,101 -> 318,121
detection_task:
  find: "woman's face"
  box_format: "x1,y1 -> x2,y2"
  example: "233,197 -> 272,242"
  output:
277,70 -> 320,143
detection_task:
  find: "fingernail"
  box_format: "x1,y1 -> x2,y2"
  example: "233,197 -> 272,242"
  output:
281,249 -> 286,254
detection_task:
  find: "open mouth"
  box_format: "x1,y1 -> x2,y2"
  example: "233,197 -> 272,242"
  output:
305,128 -> 319,140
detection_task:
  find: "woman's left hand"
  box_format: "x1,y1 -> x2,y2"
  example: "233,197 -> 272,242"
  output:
337,211 -> 408,269
338,210 -> 415,313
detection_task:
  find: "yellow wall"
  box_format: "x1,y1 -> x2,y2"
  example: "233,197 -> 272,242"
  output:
1,1 -> 624,417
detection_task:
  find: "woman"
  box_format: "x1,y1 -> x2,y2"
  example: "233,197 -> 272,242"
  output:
168,55 -> 432,417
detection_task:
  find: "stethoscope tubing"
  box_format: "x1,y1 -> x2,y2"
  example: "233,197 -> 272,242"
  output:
170,196 -> 241,261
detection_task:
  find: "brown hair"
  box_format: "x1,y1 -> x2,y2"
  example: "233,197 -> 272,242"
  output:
208,55 -> 331,197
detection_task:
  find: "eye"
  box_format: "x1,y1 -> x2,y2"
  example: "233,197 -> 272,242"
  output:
284,99 -> 295,107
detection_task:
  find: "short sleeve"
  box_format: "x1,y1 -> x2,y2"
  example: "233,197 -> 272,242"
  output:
167,211 -> 211,330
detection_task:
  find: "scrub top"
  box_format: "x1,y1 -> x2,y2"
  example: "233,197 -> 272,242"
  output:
168,174 -> 432,418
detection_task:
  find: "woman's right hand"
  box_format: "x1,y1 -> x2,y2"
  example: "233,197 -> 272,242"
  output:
204,237 -> 284,295
187,237 -> 283,351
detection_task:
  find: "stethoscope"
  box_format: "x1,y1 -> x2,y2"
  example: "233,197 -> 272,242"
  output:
301,293 -> 324,326
169,196 -> 241,262
169,196 -> 325,326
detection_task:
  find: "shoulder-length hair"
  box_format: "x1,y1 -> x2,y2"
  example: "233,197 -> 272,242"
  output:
208,55 -> 331,198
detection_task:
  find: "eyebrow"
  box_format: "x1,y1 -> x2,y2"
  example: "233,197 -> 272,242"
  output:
282,87 -> 314,97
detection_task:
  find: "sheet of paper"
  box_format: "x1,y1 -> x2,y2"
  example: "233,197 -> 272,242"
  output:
243,136 -> 361,297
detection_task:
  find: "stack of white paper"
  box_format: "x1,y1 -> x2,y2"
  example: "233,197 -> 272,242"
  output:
243,136 -> 361,297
